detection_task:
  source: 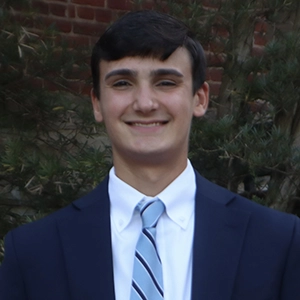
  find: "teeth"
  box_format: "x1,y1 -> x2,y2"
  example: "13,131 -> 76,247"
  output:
132,122 -> 162,127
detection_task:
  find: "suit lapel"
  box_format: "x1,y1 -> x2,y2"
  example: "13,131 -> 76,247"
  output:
57,177 -> 115,300
55,170 -> 251,300
192,172 -> 251,300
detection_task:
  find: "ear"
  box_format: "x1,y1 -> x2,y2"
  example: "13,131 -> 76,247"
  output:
90,88 -> 103,123
193,82 -> 210,117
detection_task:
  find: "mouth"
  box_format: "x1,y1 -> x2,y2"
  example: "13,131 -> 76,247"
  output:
126,121 -> 168,127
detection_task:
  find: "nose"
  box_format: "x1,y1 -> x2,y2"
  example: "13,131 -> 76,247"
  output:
132,84 -> 159,113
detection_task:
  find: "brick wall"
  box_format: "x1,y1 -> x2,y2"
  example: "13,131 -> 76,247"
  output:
24,0 -> 147,47
13,0 -> 268,97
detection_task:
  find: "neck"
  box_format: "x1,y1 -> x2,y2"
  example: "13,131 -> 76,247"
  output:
113,156 -> 188,196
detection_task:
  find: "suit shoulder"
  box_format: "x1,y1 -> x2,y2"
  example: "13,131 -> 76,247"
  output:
7,178 -> 108,242
195,170 -> 298,230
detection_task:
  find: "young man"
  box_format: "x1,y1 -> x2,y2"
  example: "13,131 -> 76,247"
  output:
0,10 -> 299,300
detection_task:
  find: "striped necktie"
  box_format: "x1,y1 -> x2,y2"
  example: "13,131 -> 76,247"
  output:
130,199 -> 165,300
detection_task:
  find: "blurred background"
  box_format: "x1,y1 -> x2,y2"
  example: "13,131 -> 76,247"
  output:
1,0 -> 300,262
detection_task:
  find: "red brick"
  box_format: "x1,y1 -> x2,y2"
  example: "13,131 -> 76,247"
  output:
207,67 -> 223,82
90,36 -> 100,45
32,0 -> 49,14
107,0 -> 132,10
77,6 -> 95,20
254,18 -> 268,33
65,80 -> 87,94
81,83 -> 91,95
45,18 -> 72,33
61,34 -> 91,46
73,21 -> 106,37
71,0 -> 105,7
68,5 -> 75,18
253,32 -> 267,46
95,8 -> 113,23
130,0 -> 155,10
251,45 -> 265,57
211,25 -> 229,39
247,72 -> 255,83
64,65 -> 90,80
209,39 -> 226,53
113,10 -> 128,21
50,3 -> 67,17
207,81 -> 221,96
32,15 -> 52,28
140,0 -> 155,10
206,51 -> 226,67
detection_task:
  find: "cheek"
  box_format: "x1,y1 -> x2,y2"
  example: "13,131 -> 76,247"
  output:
172,99 -> 195,119
101,98 -> 123,118
104,91 -> 132,113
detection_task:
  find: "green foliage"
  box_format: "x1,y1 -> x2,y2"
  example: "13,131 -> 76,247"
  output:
0,0 -> 111,256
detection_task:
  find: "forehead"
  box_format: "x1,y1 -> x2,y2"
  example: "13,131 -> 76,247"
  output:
99,47 -> 192,80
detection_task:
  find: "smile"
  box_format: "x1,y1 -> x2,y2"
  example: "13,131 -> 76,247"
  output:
127,121 -> 168,127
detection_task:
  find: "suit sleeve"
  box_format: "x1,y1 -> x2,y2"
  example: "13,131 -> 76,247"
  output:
280,215 -> 300,299
0,231 -> 27,300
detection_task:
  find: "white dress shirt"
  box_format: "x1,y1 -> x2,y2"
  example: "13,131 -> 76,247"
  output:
109,160 -> 196,300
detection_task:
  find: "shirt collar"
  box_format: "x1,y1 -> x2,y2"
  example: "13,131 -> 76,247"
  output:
157,160 -> 196,229
109,160 -> 196,232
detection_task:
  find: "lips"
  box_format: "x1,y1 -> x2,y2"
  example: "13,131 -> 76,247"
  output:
126,121 -> 168,127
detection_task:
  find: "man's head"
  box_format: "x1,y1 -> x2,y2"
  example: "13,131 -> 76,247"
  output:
90,10 -> 209,172
91,10 -> 206,98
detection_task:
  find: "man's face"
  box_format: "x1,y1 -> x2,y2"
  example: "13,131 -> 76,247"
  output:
91,47 -> 209,166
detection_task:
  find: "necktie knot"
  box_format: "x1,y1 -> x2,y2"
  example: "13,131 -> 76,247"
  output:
138,199 -> 165,229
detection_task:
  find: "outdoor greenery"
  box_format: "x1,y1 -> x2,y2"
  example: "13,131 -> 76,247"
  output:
1,0 -> 300,263
0,0 -> 111,262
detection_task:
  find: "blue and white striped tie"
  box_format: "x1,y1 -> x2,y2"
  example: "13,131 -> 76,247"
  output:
130,199 -> 165,300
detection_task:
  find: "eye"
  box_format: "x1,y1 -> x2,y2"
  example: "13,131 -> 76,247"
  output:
156,80 -> 176,87
112,80 -> 132,88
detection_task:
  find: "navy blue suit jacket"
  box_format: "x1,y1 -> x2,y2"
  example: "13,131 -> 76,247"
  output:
1,171 -> 300,299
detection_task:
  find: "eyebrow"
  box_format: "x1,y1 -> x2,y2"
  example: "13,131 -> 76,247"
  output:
150,68 -> 184,78
104,68 -> 184,81
104,69 -> 137,81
